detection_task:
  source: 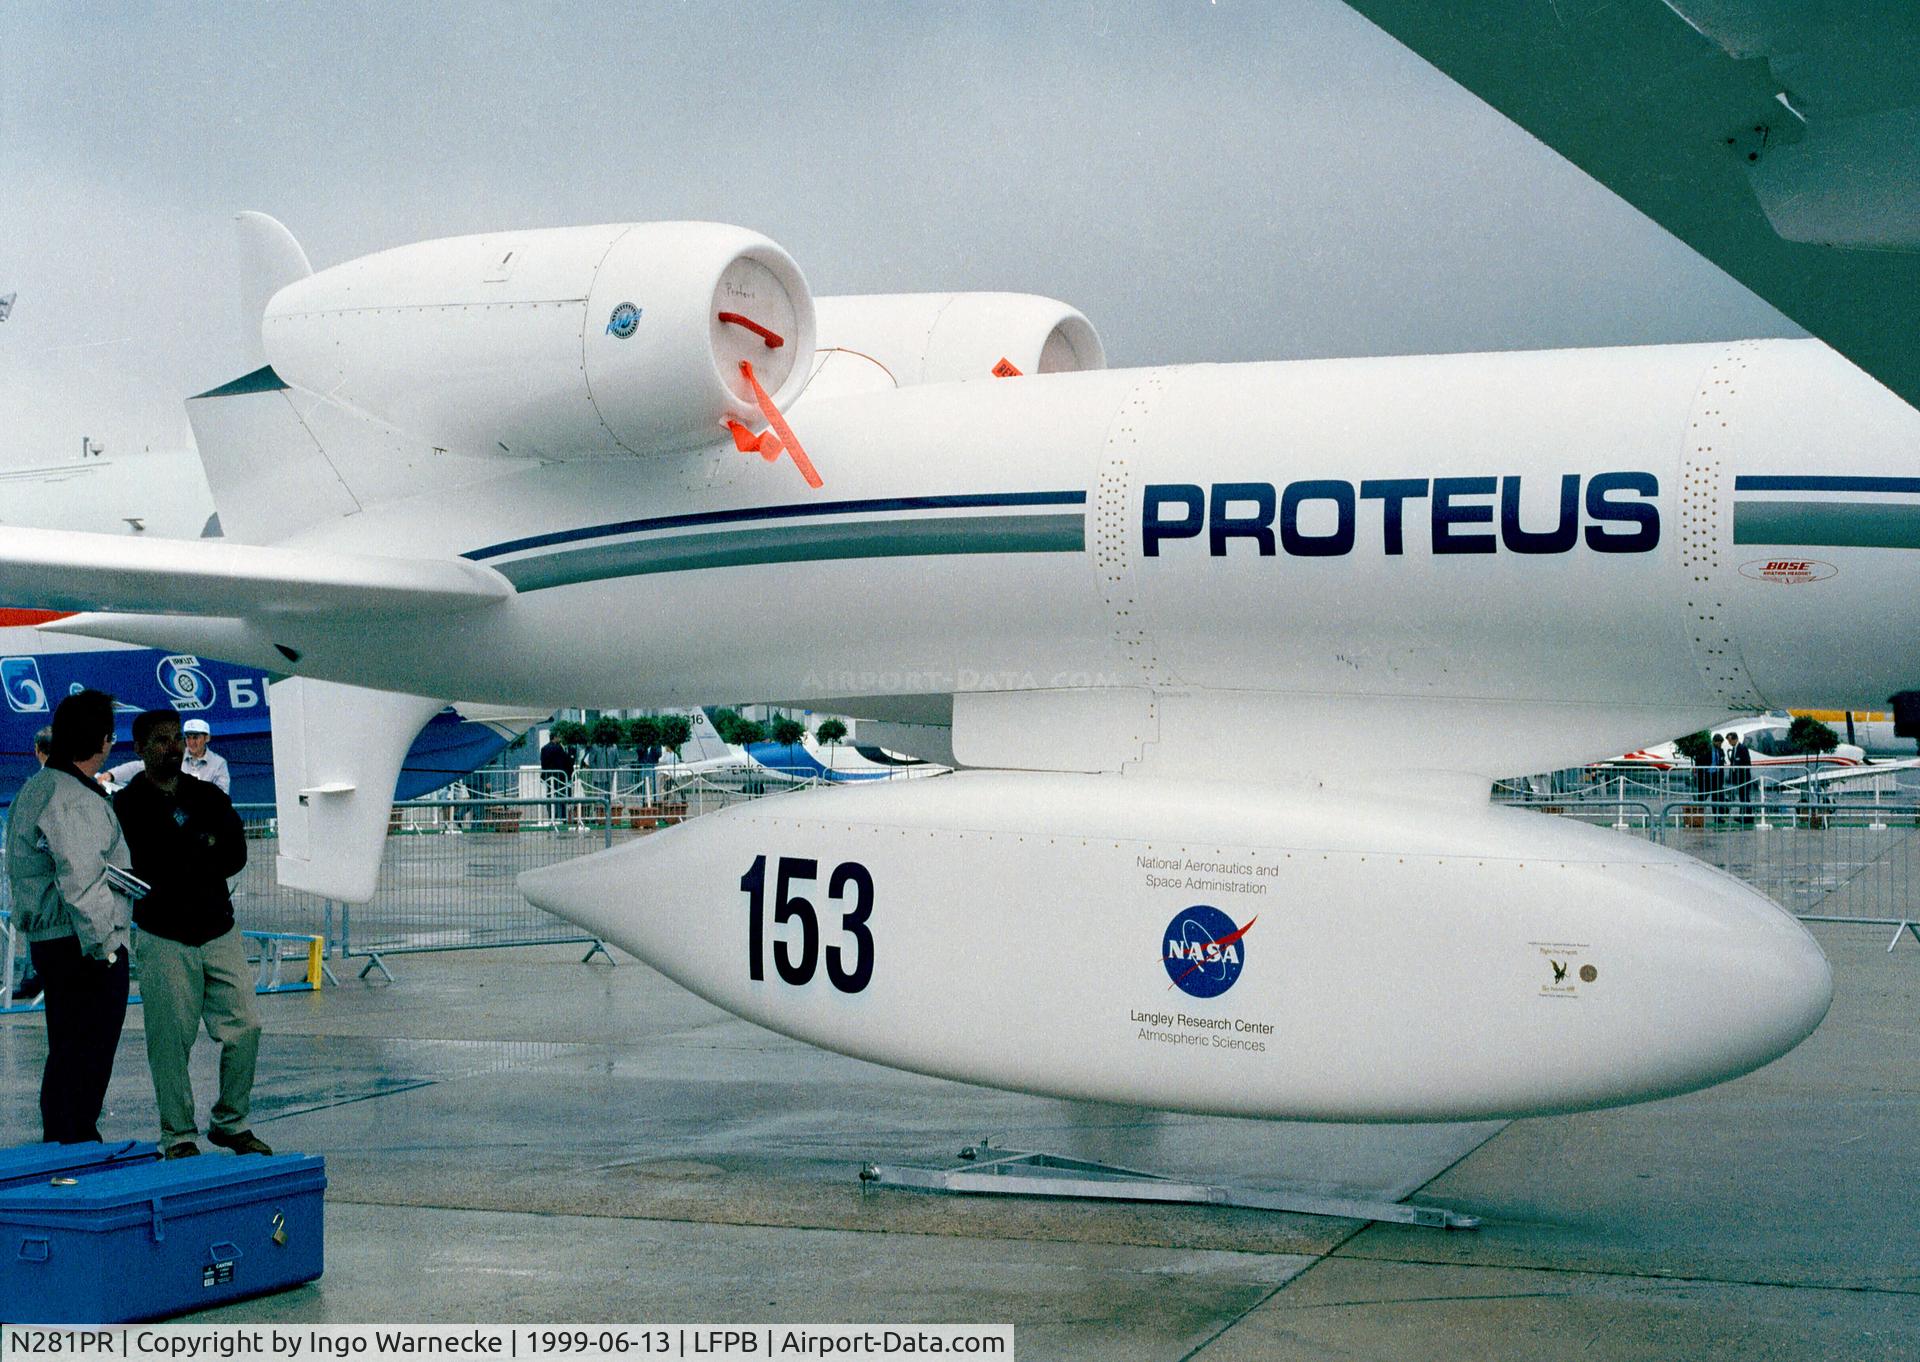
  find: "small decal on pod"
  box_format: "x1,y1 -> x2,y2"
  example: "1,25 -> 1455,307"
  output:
1532,940 -> 1591,999
1739,559 -> 1837,584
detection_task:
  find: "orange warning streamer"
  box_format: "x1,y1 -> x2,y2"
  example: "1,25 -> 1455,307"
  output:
718,312 -> 784,348
739,359 -> 823,489
726,419 -> 781,461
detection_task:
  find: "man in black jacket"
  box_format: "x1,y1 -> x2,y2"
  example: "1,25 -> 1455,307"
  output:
115,709 -> 269,1159
539,735 -> 575,824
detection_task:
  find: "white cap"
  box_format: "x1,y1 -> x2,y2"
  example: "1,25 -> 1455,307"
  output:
182,718 -> 212,735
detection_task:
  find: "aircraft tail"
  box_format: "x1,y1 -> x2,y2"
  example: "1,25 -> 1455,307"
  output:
191,214 -> 531,546
681,708 -> 737,764
234,212 -> 310,370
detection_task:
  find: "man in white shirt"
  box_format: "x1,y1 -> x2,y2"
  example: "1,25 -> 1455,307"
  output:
180,718 -> 231,794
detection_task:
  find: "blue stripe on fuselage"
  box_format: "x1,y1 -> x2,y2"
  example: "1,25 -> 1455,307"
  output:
462,491 -> 1088,563
1734,476 -> 1920,494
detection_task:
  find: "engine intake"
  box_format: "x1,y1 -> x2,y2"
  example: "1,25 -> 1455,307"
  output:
806,292 -> 1105,400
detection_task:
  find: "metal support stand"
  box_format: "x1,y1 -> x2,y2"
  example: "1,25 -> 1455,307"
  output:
1891,921 -> 1919,953
860,1139 -> 1480,1230
357,952 -> 394,983
317,902 -> 341,986
581,939 -> 614,964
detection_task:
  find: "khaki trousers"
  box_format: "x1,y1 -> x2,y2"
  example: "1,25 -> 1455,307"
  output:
136,926 -> 261,1146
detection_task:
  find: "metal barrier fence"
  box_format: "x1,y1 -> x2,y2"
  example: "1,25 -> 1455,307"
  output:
1,909 -> 326,1014
4,777 -> 830,993
446,761 -> 923,803
1498,795 -> 1661,837
1656,801 -> 1920,931
1498,795 -> 1920,939
231,777 -> 830,976
232,797 -> 630,978
1495,764 -> 1920,809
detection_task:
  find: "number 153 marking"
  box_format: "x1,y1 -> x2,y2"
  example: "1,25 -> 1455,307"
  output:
740,854 -> 874,993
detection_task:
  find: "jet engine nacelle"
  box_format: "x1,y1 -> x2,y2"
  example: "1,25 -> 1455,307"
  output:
806,293 -> 1105,399
263,222 -> 814,459
522,772 -> 1831,1122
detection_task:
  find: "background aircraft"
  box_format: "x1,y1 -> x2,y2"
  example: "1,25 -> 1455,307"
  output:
735,725 -> 940,784
0,447 -> 216,540
1610,714 -> 1867,781
1790,710 -> 1918,760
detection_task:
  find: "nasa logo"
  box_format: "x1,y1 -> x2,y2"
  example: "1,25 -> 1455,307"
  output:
1738,559 -> 1838,585
606,302 -> 642,339
0,657 -> 48,714
1162,904 -> 1255,999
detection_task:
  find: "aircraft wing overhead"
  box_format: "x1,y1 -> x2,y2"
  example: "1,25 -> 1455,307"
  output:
0,526 -> 511,617
1342,1 -> 1920,408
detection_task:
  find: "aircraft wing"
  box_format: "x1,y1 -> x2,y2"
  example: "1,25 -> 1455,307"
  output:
0,526 -> 511,617
1342,1 -> 1920,408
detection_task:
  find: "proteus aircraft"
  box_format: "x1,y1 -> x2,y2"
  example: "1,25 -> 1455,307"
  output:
7,4 -> 1919,1122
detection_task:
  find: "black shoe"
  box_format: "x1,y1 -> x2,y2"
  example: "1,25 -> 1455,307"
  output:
207,1128 -> 273,1156
164,1141 -> 202,1159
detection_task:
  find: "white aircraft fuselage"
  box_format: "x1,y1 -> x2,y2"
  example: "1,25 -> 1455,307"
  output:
86,336 -> 1914,774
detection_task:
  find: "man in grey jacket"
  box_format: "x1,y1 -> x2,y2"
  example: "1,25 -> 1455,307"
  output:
5,690 -> 135,1142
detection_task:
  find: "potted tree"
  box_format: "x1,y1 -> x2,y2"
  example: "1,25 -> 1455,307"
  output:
817,718 -> 848,772
655,714 -> 693,824
659,713 -> 692,759
625,714 -> 664,824
1784,716 -> 1840,828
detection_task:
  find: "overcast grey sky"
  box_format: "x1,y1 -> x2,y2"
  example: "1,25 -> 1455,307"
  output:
0,0 -> 1798,464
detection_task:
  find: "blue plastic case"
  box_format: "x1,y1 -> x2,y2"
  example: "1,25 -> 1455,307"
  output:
0,1151 -> 325,1322
0,1141 -> 158,1191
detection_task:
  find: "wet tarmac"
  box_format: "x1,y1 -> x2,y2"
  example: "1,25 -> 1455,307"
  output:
1,921 -> 1914,1359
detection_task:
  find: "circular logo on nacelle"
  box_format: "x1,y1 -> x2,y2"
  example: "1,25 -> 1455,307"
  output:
606,302 -> 641,339
1162,904 -> 1253,999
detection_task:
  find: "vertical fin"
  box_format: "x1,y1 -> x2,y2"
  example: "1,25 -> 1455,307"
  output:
234,213 -> 311,370
194,211 -> 535,544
